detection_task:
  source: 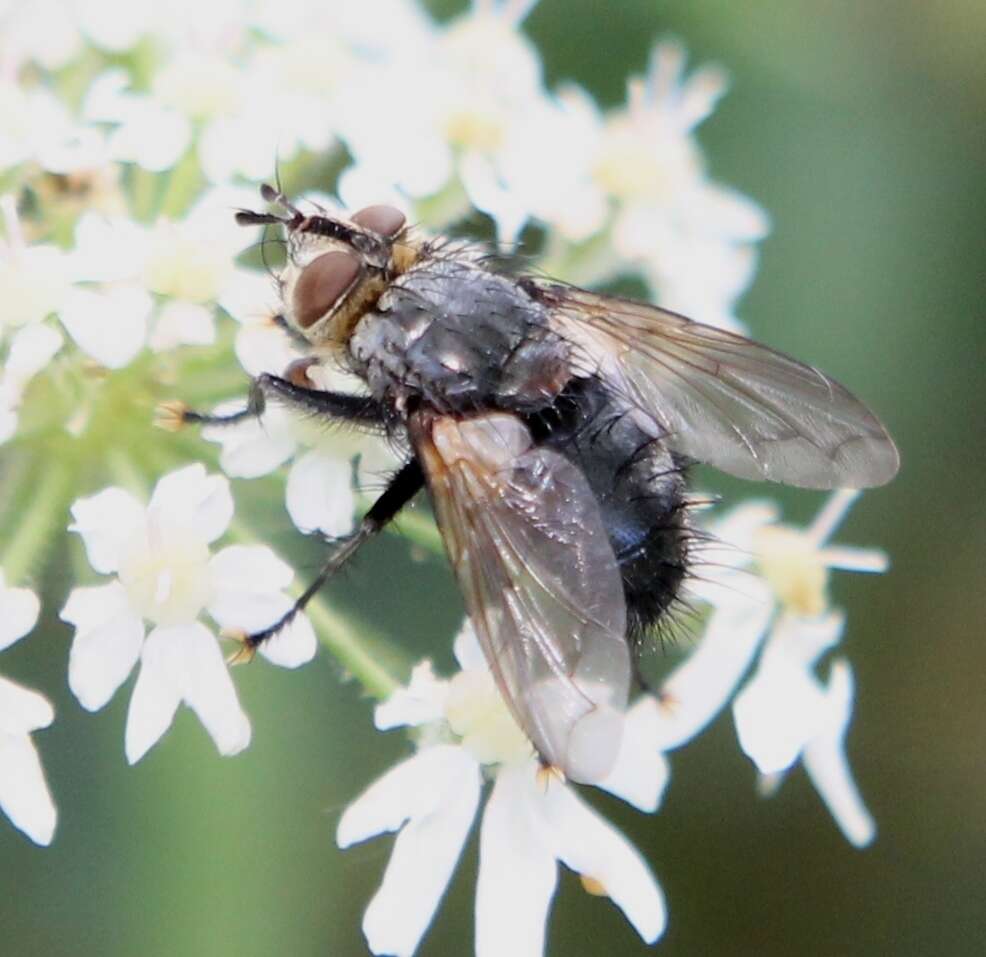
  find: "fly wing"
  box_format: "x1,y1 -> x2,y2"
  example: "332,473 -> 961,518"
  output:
525,278 -> 899,489
411,411 -> 630,784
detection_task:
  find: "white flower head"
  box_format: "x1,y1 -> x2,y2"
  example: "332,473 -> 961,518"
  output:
688,490 -> 885,845
338,622 -> 668,957
0,571 -> 57,846
60,464 -> 317,764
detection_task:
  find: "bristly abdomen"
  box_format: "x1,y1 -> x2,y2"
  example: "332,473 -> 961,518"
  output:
523,376 -> 691,646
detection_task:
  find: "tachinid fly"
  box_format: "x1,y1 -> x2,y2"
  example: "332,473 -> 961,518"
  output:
170,185 -> 899,784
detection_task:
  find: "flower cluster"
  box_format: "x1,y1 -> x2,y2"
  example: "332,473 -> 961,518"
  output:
0,3 -> 890,957
339,491 -> 883,954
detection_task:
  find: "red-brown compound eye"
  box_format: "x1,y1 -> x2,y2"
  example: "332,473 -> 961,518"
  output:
292,250 -> 362,329
351,205 -> 406,238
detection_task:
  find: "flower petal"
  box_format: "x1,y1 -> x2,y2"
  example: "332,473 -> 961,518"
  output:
285,450 -> 355,537
148,463 -> 233,544
653,587 -> 773,750
201,403 -> 297,478
0,574 -> 41,650
178,623 -> 252,757
596,697 -> 670,812
256,611 -> 317,669
375,661 -> 449,731
476,763 -> 557,957
537,772 -> 667,943
58,284 -> 150,369
0,674 -> 55,735
803,660 -> 876,847
344,746 -> 481,957
0,732 -> 56,845
61,582 -> 144,711
126,623 -> 251,762
68,487 -> 146,574
733,612 -> 846,773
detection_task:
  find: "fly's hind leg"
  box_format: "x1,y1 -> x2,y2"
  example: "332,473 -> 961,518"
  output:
228,458 -> 426,662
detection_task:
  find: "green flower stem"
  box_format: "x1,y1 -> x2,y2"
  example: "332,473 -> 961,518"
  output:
159,149 -> 204,221
2,456 -> 75,586
130,167 -> 161,224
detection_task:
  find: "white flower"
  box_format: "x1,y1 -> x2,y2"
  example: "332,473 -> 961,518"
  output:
733,612 -> 877,846
337,623 -> 667,957
687,490 -> 885,844
596,41 -> 769,329
0,195 -> 67,442
0,571 -> 56,846
64,186 -> 255,366
60,464 -> 317,764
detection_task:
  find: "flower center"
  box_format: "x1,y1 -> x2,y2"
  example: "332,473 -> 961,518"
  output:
754,525 -> 828,617
118,520 -> 213,626
444,667 -> 531,766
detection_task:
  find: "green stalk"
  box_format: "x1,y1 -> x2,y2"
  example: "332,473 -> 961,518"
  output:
2,457 -> 75,586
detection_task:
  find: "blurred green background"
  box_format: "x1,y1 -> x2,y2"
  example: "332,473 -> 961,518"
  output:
2,1 -> 984,954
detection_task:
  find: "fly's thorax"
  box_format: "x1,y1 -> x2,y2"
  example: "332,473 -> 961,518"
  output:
347,259 -> 571,414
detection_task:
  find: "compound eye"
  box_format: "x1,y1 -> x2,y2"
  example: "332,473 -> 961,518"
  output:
351,205 -> 406,238
292,250 -> 361,329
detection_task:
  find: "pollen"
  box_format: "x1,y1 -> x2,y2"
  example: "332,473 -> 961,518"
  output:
580,874 -> 609,897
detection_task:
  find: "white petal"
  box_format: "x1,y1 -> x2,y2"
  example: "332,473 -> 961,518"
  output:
536,772 -> 666,943
208,544 -> 293,596
476,763 -> 557,957
596,697 -> 671,812
0,674 -> 55,735
820,545 -> 889,574
733,659 -> 826,775
58,284 -> 150,369
127,623 -> 250,763
452,619 -> 486,672
233,322 -> 301,377
125,627 -> 184,763
207,545 -> 316,669
148,464 -> 233,544
148,300 -> 216,351
653,587 -> 773,750
257,612 -> 317,669
61,582 -> 144,711
350,747 -> 482,957
108,103 -> 191,172
201,404 -> 297,478
285,450 -> 355,537
0,732 -> 57,845
177,624 -> 252,756
68,487 -> 146,574
803,661 -> 876,847
375,661 -> 450,730
0,575 -> 40,650
3,322 -> 63,385
337,745 -> 478,847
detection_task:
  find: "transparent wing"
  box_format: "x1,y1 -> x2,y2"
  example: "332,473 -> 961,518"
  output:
411,411 -> 630,784
525,279 -> 899,489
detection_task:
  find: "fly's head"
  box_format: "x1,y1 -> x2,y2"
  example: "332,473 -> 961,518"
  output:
236,184 -> 423,352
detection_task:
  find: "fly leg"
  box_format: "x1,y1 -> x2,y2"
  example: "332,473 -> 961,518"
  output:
157,361 -> 386,430
229,458 -> 425,662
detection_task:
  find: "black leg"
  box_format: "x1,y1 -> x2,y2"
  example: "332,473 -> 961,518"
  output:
160,371 -> 386,429
230,458 -> 426,661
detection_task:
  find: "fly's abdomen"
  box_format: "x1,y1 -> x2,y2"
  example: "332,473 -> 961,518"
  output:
526,377 -> 690,642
